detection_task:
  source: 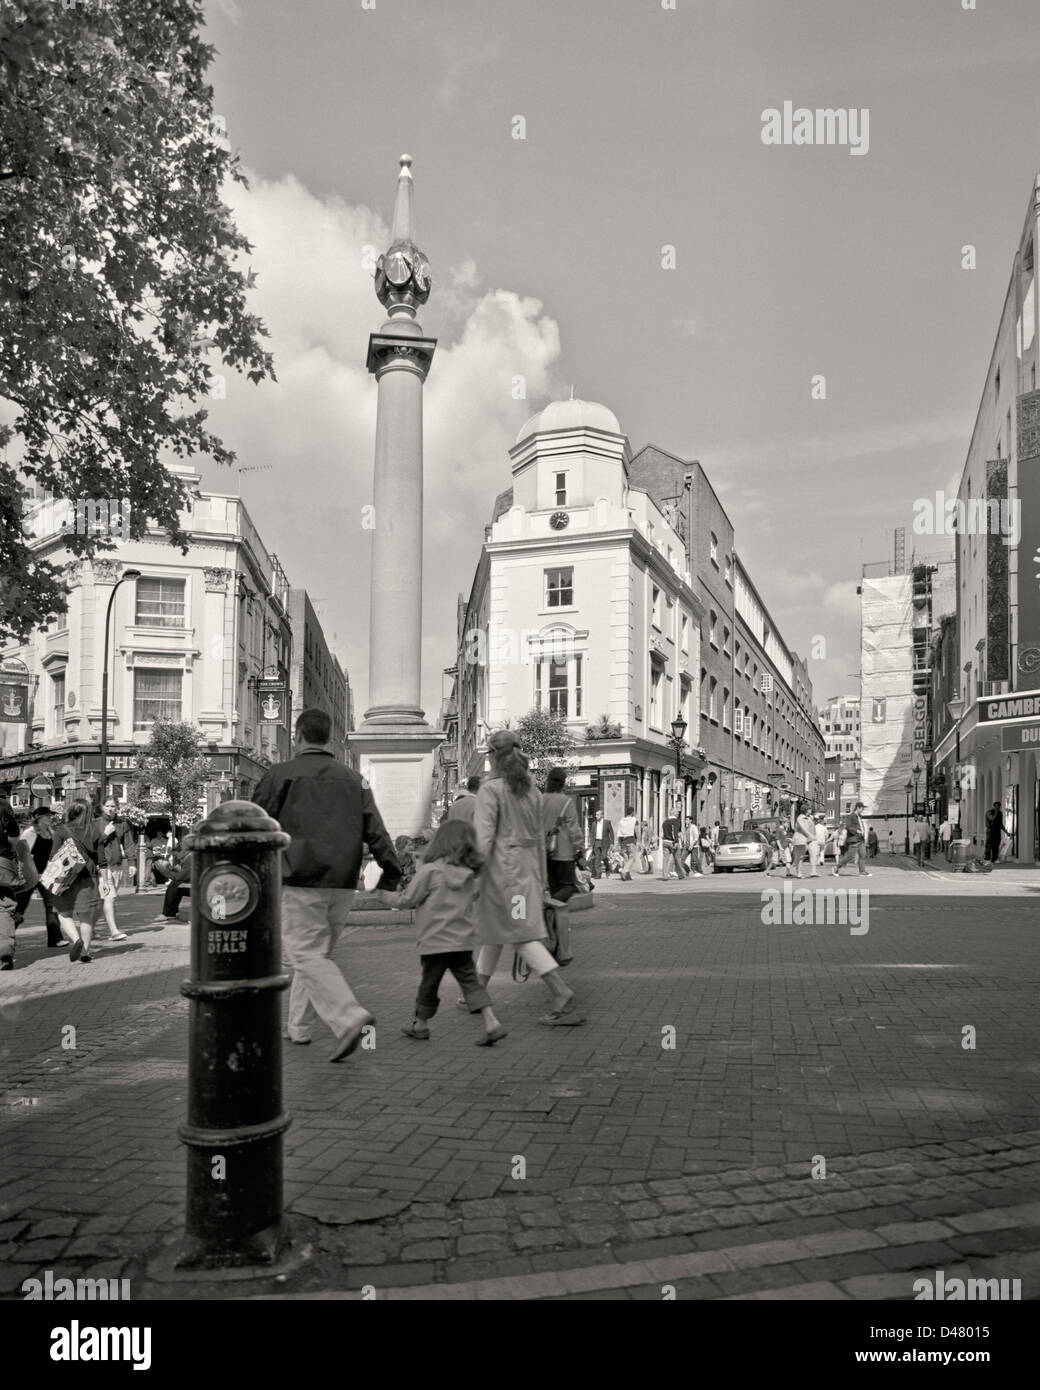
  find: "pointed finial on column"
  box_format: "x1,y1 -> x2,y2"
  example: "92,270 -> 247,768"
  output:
391,154 -> 415,245
374,153 -> 431,317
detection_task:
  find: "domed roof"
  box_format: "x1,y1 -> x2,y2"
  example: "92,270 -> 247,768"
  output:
515,397 -> 621,445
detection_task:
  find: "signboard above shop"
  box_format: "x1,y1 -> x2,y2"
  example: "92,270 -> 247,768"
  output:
979,694 -> 1040,723
1001,722 -> 1040,751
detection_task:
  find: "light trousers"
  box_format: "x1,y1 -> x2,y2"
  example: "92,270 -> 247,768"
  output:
476,940 -> 558,979
281,886 -> 366,1042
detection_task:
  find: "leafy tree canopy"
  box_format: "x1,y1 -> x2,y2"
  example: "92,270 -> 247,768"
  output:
502,709 -> 577,788
131,718 -> 210,828
0,0 -> 275,640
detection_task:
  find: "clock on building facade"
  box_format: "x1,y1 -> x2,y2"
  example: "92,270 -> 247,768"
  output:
549,511 -> 570,530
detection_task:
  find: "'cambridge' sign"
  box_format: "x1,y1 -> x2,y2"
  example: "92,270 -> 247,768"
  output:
979,695 -> 1040,723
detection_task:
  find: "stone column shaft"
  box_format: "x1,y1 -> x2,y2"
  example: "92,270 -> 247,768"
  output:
367,358 -> 424,720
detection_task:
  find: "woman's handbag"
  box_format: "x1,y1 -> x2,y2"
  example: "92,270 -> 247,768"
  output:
513,901 -> 571,982
545,812 -> 562,859
39,835 -> 90,896
0,856 -> 24,890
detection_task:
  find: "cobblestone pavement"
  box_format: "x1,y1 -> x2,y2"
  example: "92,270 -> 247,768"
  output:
1,878 -> 1038,1299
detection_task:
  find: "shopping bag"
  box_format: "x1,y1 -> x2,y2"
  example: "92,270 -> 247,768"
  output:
39,836 -> 89,895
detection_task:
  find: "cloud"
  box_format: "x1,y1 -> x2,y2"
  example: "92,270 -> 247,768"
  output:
451,258 -> 480,290
208,0 -> 242,24
709,415 -> 967,477
430,30 -> 507,105
205,170 -> 562,717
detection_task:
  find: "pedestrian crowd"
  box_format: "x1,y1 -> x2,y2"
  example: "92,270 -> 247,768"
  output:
250,710 -> 587,1065
0,789 -> 195,971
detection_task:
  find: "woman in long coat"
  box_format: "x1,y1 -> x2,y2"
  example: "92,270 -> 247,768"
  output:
472,730 -> 585,1025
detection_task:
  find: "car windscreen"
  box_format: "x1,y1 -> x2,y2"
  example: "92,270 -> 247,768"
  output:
722,833 -> 765,846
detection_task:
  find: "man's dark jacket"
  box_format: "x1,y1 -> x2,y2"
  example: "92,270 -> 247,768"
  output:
253,748 -> 402,891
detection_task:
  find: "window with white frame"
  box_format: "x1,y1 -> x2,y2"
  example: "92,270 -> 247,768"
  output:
134,668 -> 182,729
724,555 -> 732,584
708,676 -> 718,721
554,472 -> 567,506
681,613 -> 689,654
681,677 -> 691,727
649,663 -> 663,727
722,687 -> 730,729
135,576 -> 186,628
710,532 -> 718,565
545,567 -> 574,608
51,672 -> 65,737
709,610 -> 718,647
534,651 -> 583,719
652,585 -> 661,628
723,624 -> 730,655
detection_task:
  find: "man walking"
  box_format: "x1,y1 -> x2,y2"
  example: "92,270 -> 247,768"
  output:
985,802 -> 1004,863
94,797 -> 133,941
682,816 -> 703,877
792,806 -> 815,879
446,775 -> 481,828
810,813 -> 826,877
253,707 -> 402,1062
911,814 -> 927,867
616,809 -> 637,880
661,809 -> 685,879
16,806 -> 63,946
938,815 -> 953,861
836,802 -> 870,876
593,810 -> 615,879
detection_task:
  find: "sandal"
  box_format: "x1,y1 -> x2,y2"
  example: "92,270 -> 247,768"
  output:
108,933 -> 129,942
401,1022 -> 430,1040
475,1026 -> 507,1046
539,1011 -> 588,1027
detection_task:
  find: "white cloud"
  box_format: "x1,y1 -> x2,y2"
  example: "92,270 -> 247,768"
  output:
709,415 -> 968,477
451,258 -> 480,289
206,171 -> 562,717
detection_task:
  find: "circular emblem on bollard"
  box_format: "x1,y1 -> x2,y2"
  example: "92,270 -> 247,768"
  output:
200,863 -> 260,925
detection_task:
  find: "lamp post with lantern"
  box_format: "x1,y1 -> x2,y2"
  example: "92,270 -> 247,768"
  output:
668,716 -> 687,818
904,778 -> 913,855
99,568 -> 142,804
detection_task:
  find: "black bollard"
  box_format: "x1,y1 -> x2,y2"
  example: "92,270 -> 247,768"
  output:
176,800 -> 292,1269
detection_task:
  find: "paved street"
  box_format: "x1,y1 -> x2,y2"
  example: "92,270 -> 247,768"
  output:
1,865 -> 1039,1300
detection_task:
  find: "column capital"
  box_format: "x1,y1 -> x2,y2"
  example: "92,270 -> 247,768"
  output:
366,332 -> 437,380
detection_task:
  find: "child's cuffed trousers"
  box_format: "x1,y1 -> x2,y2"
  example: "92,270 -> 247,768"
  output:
416,951 -> 492,1019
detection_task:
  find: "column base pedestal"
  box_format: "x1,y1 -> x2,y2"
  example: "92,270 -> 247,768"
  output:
348,725 -> 445,841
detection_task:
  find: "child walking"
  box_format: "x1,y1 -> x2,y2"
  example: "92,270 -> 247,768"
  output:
398,820 -> 507,1046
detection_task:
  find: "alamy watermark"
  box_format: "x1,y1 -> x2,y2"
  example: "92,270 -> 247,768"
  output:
761,102 -> 869,156
913,1270 -> 1020,1301
913,492 -> 1020,546
22,495 -> 131,541
761,882 -> 868,935
23,1270 -> 130,1300
463,623 -> 576,668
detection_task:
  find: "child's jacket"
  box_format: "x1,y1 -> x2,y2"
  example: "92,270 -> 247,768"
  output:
398,860 -> 479,954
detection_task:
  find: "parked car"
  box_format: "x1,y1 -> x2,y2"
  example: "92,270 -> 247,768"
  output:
715,829 -> 769,873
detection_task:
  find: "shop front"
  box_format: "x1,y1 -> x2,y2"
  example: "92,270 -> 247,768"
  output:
935,693 -> 1040,863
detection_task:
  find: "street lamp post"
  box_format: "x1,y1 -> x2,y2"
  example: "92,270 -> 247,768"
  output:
669,716 -> 687,817
98,568 -> 142,805
904,778 -> 913,855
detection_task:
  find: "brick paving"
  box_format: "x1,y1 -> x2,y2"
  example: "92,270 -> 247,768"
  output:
1,869 -> 1039,1299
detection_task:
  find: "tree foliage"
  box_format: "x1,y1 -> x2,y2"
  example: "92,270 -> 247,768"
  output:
131,718 -> 210,828
0,0 -> 275,639
503,708 -> 577,788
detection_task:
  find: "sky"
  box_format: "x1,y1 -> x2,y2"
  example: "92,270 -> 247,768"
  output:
196,0 -> 1040,720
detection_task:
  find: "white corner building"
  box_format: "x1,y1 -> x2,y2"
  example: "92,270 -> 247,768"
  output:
455,397 -> 707,840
